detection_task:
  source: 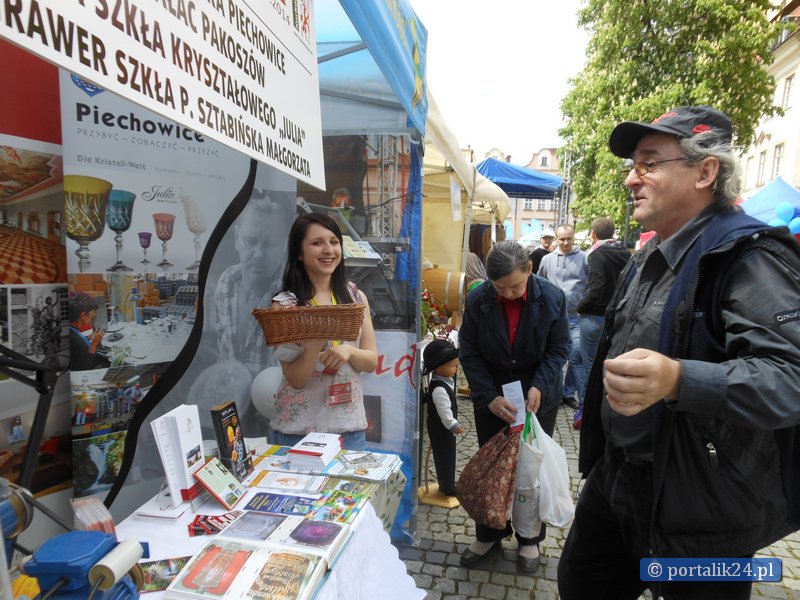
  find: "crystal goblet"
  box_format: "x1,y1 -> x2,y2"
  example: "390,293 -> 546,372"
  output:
153,213 -> 176,269
180,194 -> 207,271
106,190 -> 136,271
64,175 -> 112,272
138,232 -> 152,265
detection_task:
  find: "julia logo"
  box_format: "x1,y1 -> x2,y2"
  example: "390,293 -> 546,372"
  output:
71,74 -> 105,97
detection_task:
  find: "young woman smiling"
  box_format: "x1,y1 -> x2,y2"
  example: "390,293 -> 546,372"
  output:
268,213 -> 377,450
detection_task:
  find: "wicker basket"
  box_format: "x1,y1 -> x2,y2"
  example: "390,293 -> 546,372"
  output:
253,303 -> 365,346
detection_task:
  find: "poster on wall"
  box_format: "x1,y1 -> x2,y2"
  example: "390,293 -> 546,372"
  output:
59,67 -> 265,498
0,40 -> 72,496
0,0 -> 326,188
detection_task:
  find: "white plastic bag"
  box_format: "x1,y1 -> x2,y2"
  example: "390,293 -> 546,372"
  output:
512,413 -> 543,538
532,413 -> 575,527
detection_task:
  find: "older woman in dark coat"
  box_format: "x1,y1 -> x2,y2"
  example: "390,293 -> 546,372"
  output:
458,240 -> 570,573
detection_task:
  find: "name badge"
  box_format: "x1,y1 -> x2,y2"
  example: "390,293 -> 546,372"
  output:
327,382 -> 353,406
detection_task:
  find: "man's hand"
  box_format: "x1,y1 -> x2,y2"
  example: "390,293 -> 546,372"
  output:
603,348 -> 681,415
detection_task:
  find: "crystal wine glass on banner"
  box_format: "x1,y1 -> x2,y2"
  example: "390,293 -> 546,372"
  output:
64,175 -> 112,272
180,194 -> 207,271
105,190 -> 136,271
152,213 -> 176,269
138,232 -> 152,265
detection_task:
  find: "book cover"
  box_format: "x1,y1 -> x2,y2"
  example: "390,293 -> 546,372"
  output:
140,556 -> 192,592
193,457 -> 247,510
305,489 -> 368,524
251,471 -> 329,494
221,511 -> 287,542
167,539 -> 257,598
244,549 -> 325,600
324,450 -> 401,482
210,400 -> 253,482
264,515 -> 353,569
244,491 -> 321,516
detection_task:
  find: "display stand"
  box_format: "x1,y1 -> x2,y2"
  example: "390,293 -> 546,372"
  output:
417,443 -> 459,509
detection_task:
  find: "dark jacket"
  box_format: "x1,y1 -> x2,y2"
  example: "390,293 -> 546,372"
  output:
579,210 -> 800,558
459,274 -> 570,416
576,241 -> 630,316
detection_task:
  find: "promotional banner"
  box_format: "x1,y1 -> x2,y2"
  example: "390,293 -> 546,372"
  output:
0,0 -> 325,188
0,40 -> 72,497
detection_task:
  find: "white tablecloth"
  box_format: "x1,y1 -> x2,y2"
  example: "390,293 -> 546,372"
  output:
116,492 -> 424,599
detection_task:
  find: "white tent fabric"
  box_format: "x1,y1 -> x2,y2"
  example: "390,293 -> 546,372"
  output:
424,90 -> 511,222
421,88 -> 511,273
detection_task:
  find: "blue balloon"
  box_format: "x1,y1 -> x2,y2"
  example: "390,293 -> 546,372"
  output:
789,217 -> 800,235
768,218 -> 787,228
775,202 -> 796,223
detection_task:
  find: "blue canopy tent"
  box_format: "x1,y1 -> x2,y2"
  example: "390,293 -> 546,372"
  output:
741,176 -> 800,223
476,157 -> 563,198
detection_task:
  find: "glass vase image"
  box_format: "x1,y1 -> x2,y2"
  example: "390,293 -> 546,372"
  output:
180,194 -> 207,271
64,175 -> 112,272
138,232 -> 152,265
105,190 -> 136,271
153,213 -> 176,269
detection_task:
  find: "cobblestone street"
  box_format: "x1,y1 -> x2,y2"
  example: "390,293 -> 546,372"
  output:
396,390 -> 800,600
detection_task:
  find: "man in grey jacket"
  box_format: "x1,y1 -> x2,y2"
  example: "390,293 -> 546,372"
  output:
538,224 -> 588,409
558,105 -> 800,600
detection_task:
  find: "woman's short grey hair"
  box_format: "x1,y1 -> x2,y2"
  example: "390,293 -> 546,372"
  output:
485,240 -> 531,281
679,133 -> 741,207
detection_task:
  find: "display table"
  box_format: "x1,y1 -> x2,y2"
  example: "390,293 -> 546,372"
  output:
116,470 -> 422,599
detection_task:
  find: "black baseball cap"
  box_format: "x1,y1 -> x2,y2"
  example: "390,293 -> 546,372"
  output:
609,105 -> 733,158
422,339 -> 459,375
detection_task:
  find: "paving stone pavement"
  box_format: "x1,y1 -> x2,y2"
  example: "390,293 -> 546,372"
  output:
394,388 -> 800,599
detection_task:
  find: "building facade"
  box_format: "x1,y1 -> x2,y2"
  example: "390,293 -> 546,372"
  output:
741,5 -> 800,199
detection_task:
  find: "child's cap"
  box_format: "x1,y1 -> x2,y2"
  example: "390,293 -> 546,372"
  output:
422,339 -> 459,375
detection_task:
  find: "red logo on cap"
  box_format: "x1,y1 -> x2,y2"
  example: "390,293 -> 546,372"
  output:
693,124 -> 711,134
652,111 -> 678,123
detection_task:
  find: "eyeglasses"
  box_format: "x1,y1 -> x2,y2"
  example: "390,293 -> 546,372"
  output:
627,157 -> 687,177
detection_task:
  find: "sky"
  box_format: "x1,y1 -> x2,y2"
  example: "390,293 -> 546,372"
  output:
412,1 -> 590,167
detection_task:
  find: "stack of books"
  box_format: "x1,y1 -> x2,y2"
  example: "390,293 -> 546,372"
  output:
287,432 -> 342,472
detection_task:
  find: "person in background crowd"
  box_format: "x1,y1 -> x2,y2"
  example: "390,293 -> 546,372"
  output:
422,339 -> 464,497
459,240 -> 570,573
558,105 -> 800,600
270,213 -> 378,450
465,251 -> 487,295
537,224 -> 588,410
68,291 -> 111,371
529,228 -> 556,273
572,217 -> 630,429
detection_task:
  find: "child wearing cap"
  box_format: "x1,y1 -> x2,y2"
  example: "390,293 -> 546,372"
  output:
422,339 -> 464,497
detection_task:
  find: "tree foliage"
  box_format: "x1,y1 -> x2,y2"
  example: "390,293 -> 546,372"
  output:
559,0 -> 783,230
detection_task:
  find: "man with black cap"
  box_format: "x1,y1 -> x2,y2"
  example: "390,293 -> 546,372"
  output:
422,339 -> 463,497
558,106 -> 800,600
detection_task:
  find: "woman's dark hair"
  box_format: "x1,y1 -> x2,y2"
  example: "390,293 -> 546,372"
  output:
68,291 -> 99,323
485,240 -> 531,281
281,213 -> 352,305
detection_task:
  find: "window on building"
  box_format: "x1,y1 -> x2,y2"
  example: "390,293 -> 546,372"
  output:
757,151 -> 767,186
783,74 -> 794,109
745,156 -> 753,189
537,199 -> 547,211
773,143 -> 784,179
540,156 -> 549,167
523,199 -> 533,211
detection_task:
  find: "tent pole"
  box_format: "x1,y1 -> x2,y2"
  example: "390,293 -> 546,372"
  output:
461,168 -> 477,273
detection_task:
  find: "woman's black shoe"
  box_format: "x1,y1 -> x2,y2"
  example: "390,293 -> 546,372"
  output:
459,543 -> 498,568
